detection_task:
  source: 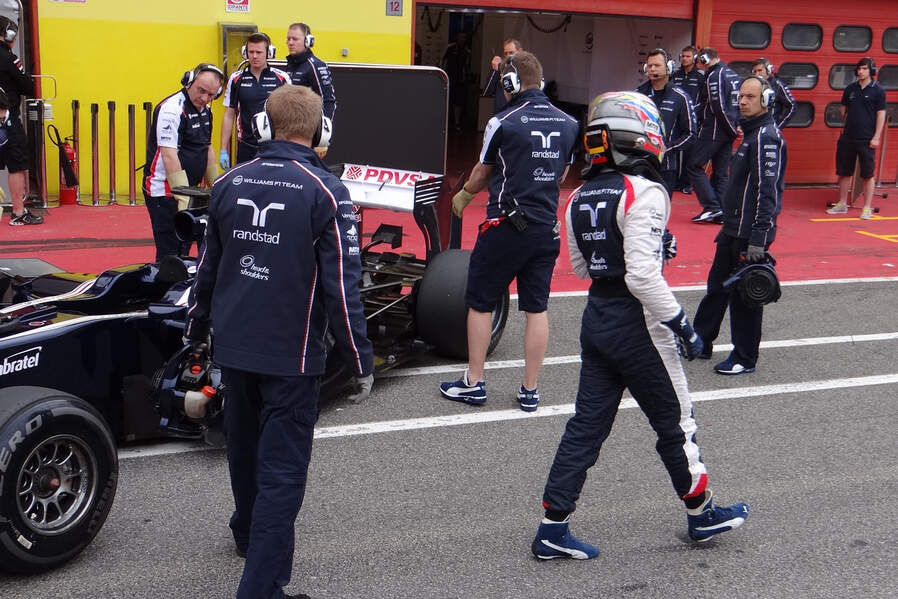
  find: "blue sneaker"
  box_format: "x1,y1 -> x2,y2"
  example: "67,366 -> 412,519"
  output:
439,371 -> 486,405
714,357 -> 755,375
687,493 -> 749,542
531,519 -> 599,560
517,386 -> 539,412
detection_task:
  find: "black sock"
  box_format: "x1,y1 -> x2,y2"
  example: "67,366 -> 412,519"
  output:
544,509 -> 570,522
683,492 -> 707,510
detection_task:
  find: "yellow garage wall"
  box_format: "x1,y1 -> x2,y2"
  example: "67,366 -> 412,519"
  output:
37,0 -> 412,201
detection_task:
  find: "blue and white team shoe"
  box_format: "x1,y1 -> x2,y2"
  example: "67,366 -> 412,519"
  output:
531,518 -> 600,560
517,386 -> 539,412
687,491 -> 749,542
439,371 -> 487,405
714,358 -> 756,375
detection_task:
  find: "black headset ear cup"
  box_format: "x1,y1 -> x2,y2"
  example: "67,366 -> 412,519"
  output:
761,87 -> 775,108
240,44 -> 247,60
306,33 -> 315,48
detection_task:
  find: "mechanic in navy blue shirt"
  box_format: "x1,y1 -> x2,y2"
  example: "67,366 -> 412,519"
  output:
285,22 -> 336,159
670,45 -> 704,194
482,38 -> 522,115
826,57 -> 886,219
185,85 -> 373,599
693,76 -> 786,376
440,51 -> 579,412
751,58 -> 796,128
219,32 -> 291,168
687,47 -> 741,224
143,63 -> 222,260
671,45 -> 704,105
637,49 -> 696,195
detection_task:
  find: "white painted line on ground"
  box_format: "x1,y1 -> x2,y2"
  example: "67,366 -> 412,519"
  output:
313,373 -> 898,439
119,372 -> 898,460
380,331 -> 898,379
541,275 -> 898,299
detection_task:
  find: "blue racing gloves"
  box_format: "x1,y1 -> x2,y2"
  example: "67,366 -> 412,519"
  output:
662,309 -> 704,361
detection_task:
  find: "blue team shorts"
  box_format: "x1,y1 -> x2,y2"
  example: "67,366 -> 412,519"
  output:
466,219 -> 560,313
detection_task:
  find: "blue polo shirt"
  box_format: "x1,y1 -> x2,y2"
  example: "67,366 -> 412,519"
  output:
841,80 -> 886,141
479,89 -> 579,225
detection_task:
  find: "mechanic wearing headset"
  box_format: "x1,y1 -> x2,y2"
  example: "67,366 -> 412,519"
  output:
637,48 -> 696,195
219,32 -> 291,169
826,57 -> 886,220
185,85 -> 373,599
751,57 -> 796,129
440,51 -> 578,412
671,45 -> 704,194
482,38 -> 523,115
285,22 -> 335,157
687,47 -> 741,224
143,63 -> 222,261
0,15 -> 38,226
671,45 -> 704,105
693,76 -> 786,375
532,91 -> 747,560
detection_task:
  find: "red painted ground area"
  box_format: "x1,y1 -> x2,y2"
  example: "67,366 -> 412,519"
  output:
2,185 -> 896,290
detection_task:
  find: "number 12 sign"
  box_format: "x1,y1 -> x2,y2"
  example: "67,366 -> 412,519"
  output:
386,0 -> 402,16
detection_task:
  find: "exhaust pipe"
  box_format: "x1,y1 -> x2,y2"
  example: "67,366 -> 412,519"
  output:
174,208 -> 208,243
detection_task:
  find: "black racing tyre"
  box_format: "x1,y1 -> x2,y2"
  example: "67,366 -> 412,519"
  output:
416,249 -> 509,360
0,387 -> 118,574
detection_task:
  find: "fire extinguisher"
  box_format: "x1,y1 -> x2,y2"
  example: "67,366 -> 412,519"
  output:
48,124 -> 79,205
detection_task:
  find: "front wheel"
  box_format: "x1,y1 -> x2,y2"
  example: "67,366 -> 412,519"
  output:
416,249 -> 509,360
0,387 -> 118,574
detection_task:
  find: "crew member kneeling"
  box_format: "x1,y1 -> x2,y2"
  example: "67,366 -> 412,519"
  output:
532,92 -> 748,560
184,85 -> 373,599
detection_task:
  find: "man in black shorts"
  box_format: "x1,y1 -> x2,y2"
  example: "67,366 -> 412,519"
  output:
827,57 -> 886,220
439,51 -> 578,412
0,16 -> 39,226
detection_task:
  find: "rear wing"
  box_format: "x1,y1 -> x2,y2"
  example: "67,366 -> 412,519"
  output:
336,163 -> 463,260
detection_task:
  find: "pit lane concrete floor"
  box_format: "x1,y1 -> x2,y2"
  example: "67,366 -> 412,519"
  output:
1,279 -> 896,598
2,182 -> 896,289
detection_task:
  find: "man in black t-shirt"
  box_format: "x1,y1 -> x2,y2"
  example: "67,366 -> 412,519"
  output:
827,57 -> 886,219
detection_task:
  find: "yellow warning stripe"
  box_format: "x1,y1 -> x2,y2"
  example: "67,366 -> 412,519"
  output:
855,231 -> 898,243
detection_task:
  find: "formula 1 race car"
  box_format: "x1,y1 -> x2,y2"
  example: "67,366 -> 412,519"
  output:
0,165 -> 508,573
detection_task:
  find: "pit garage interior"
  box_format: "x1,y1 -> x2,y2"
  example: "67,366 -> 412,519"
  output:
414,4 -> 693,172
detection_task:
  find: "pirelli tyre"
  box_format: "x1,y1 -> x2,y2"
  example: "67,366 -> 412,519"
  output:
416,249 -> 509,360
0,387 -> 118,574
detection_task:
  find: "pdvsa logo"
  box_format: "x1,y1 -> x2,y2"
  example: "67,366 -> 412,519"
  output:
0,346 -> 42,377
345,165 -> 363,180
